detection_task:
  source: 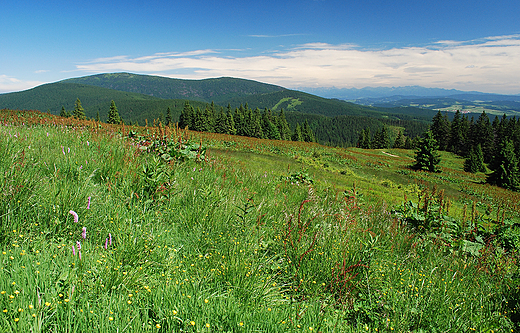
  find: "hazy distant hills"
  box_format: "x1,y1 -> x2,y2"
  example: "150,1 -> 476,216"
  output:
300,86 -> 520,117
299,85 -> 520,100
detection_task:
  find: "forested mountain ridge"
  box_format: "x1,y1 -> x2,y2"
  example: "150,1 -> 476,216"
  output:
64,73 -> 284,103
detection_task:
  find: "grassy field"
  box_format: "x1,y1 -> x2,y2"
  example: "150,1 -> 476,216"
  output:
1,109 -> 520,332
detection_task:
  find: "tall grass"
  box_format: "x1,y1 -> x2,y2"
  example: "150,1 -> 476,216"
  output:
1,109 -> 518,332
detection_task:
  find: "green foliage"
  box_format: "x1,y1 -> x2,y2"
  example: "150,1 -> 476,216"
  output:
487,139 -> 520,191
281,171 -> 314,185
73,98 -> 86,120
413,131 -> 441,172
106,100 -> 121,124
464,144 -> 486,173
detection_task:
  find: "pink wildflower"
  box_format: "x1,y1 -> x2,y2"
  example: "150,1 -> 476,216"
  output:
104,238 -> 108,250
72,245 -> 76,256
69,210 -> 79,223
109,233 -> 112,246
82,227 -> 86,239
76,241 -> 81,250
87,196 -> 91,209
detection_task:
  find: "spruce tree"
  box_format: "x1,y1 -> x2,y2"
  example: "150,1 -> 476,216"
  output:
107,100 -> 121,124
165,107 -> 172,126
487,140 -> 520,191
464,144 -> 486,173
431,111 -> 450,151
292,123 -> 303,141
413,131 -> 441,172
302,120 -> 315,142
73,98 -> 86,120
225,111 -> 237,135
393,130 -> 405,148
277,109 -> 292,140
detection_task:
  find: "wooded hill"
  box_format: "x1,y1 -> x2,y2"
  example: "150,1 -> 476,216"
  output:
0,72 -> 433,146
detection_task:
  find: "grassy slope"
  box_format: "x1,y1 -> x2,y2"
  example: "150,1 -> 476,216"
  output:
1,109 -> 519,332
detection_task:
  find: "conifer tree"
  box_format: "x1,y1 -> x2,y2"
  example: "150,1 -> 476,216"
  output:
474,111 -> 494,162
292,123 -> 303,141
277,109 -> 292,140
487,139 -> 520,191
107,100 -> 121,124
60,106 -> 67,118
73,98 -> 86,120
464,144 -> 486,173
225,110 -> 237,135
302,120 -> 315,142
358,128 -> 372,149
448,110 -> 464,155
413,131 -> 441,172
431,111 -> 450,151
393,130 -> 405,148
165,107 -> 172,126
179,101 -> 194,129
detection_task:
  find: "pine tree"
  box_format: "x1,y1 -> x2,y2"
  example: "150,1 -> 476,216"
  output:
60,106 -> 67,118
487,140 -> 520,191
107,100 -> 121,124
73,98 -> 86,120
413,131 -> 441,172
464,144 -> 486,173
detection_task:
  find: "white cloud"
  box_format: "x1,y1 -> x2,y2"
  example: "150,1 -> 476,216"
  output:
0,75 -> 43,94
76,35 -> 520,94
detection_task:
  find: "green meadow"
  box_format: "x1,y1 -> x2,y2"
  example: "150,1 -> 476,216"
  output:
1,109 -> 519,332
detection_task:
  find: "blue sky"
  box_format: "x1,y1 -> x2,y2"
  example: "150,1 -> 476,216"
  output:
1,0 -> 520,94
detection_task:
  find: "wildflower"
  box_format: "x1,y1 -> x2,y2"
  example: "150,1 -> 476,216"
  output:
239,322 -> 244,326
62,146 -> 65,155
204,299 -> 209,304
78,251 -> 82,260
109,233 -> 112,246
109,317 -> 114,321
72,245 -> 76,256
87,196 -> 91,209
156,324 -> 161,329
105,238 -> 108,250
82,227 -> 86,239
76,241 -> 81,250
69,210 -> 79,223
190,321 -> 195,326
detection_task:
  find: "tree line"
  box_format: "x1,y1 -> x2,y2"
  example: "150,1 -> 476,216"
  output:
178,101 -> 316,142
429,110 -> 520,190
